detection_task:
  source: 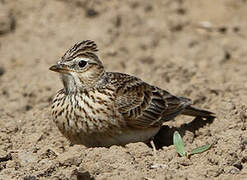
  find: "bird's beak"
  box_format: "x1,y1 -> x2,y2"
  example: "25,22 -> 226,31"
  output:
49,64 -> 69,73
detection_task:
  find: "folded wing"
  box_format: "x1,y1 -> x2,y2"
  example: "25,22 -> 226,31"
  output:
111,73 -> 191,128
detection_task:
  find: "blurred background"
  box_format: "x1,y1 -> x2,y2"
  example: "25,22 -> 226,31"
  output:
0,0 -> 247,179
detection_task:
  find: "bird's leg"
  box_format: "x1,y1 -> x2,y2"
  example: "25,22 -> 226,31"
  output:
150,139 -> 157,162
149,138 -> 167,169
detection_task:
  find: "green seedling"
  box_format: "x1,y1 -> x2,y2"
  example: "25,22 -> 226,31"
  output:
173,131 -> 187,157
173,131 -> 211,157
190,144 -> 211,155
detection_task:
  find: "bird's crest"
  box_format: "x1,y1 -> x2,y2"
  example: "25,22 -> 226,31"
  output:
61,40 -> 98,61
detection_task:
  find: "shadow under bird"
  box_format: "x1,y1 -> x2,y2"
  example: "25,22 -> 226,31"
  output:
49,40 -> 215,147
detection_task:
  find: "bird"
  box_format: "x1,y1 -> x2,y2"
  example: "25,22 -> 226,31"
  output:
49,40 -> 215,148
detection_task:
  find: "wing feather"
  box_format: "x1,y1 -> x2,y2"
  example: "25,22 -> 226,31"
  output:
109,72 -> 191,128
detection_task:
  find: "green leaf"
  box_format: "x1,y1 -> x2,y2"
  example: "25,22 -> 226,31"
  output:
173,131 -> 187,157
190,144 -> 211,155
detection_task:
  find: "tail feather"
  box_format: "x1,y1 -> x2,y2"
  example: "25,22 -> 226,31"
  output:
182,106 -> 215,118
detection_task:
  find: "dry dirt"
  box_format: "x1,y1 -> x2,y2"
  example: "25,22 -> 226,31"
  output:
0,0 -> 247,179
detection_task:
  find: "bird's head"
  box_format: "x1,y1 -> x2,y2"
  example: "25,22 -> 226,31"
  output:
49,40 -> 105,93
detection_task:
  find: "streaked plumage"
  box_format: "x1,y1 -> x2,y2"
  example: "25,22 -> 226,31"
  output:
50,40 -> 215,147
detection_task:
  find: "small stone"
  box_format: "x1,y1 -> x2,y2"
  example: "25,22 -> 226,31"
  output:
0,6 -> 16,35
23,175 -> 37,180
228,167 -> 240,174
218,27 -> 227,34
140,57 -> 154,64
70,167 -> 93,180
144,5 -> 153,12
177,8 -> 186,15
40,148 -> 58,159
57,150 -> 81,166
0,150 -> 12,162
150,163 -> 167,169
25,105 -> 33,111
0,67 -> 5,76
224,51 -> 231,60
233,26 -> 240,32
233,161 -> 243,171
198,21 -> 213,30
114,15 -> 121,28
221,101 -> 235,111
240,111 -> 247,122
6,160 -> 15,168
171,24 -> 183,32
18,151 -> 37,166
86,8 -> 98,18
37,165 -> 56,178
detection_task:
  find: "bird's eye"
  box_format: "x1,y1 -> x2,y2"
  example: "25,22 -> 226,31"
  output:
78,60 -> 87,68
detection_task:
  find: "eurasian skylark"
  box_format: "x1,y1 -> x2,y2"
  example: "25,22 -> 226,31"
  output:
50,40 -> 215,147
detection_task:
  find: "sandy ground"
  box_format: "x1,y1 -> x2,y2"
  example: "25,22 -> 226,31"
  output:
0,0 -> 247,179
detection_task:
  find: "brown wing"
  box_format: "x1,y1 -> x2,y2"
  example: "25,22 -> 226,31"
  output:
110,72 -> 191,128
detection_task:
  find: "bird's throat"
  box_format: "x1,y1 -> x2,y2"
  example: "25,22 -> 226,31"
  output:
60,70 -> 106,94
60,74 -> 78,94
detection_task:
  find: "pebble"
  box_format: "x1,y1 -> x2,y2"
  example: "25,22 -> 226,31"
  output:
18,151 -> 37,166
0,67 -> 5,76
0,6 -> 16,35
70,167 -> 93,180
